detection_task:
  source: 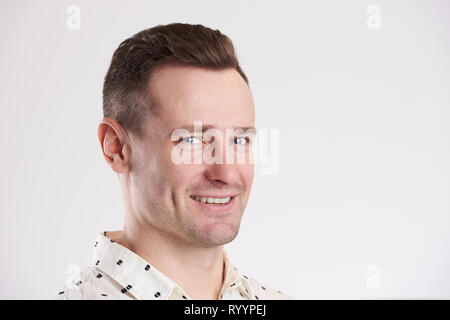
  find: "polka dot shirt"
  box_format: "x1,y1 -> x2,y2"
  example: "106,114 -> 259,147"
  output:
54,231 -> 294,300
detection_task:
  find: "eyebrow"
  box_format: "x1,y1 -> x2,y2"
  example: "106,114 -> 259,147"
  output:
169,124 -> 256,136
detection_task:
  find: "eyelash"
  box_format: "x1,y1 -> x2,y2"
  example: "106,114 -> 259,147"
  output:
178,136 -> 251,145
178,136 -> 202,144
233,136 -> 250,145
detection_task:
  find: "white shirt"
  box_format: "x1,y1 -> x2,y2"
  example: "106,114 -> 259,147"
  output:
54,231 -> 294,300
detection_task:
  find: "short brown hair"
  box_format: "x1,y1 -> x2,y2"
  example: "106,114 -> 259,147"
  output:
102,23 -> 249,139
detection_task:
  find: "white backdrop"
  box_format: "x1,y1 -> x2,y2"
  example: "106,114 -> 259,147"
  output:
1,0 -> 449,299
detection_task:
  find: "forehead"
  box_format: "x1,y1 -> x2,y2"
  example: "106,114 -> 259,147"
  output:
147,64 -> 255,133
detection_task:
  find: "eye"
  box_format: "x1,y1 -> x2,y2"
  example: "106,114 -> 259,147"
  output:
233,136 -> 250,145
180,136 -> 202,144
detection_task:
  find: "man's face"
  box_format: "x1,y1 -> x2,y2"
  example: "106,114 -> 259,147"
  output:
126,65 -> 255,248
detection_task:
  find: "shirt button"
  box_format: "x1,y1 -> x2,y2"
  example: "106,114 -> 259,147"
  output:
154,292 -> 161,298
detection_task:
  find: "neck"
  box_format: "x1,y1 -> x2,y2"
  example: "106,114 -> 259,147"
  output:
117,220 -> 225,300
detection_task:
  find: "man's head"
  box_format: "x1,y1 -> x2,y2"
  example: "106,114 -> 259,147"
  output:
98,23 -> 255,249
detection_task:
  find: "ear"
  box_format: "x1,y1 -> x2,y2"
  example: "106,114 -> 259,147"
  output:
97,118 -> 130,174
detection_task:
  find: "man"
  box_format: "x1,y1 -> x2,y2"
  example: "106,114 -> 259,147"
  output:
55,23 -> 293,300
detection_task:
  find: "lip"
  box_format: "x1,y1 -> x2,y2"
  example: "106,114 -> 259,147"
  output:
190,194 -> 236,198
189,195 -> 236,213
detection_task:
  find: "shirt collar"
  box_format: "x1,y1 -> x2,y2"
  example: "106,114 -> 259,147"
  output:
92,230 -> 252,300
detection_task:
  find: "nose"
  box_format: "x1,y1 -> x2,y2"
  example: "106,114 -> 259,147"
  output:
204,162 -> 240,187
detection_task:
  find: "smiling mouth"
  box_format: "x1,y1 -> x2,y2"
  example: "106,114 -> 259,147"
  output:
189,195 -> 232,204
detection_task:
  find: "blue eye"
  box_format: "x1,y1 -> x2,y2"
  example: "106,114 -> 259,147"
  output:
234,137 -> 249,145
180,136 -> 202,144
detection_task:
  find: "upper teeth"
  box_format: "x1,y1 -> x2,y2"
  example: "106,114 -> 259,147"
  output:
192,196 -> 231,204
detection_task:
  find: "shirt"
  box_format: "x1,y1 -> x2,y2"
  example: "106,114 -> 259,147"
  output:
54,230 -> 294,300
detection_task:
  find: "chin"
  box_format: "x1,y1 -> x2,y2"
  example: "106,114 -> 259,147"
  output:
197,224 -> 240,247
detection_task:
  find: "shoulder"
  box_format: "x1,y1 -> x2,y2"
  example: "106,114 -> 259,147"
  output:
53,266 -> 122,300
246,276 -> 295,300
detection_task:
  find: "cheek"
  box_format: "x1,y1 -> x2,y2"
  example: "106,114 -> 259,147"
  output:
241,164 -> 254,191
168,163 -> 202,192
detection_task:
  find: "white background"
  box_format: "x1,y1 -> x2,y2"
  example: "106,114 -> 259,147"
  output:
1,0 -> 449,299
